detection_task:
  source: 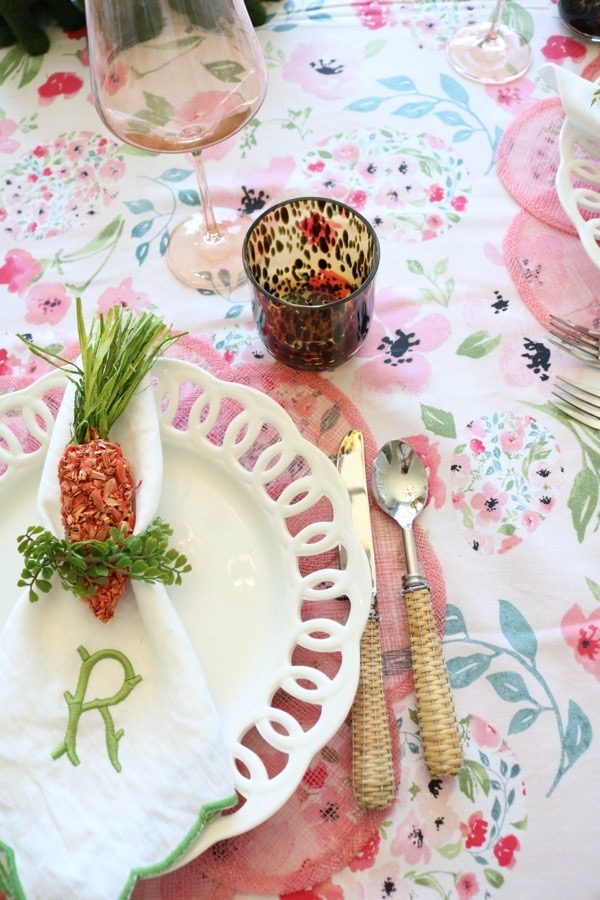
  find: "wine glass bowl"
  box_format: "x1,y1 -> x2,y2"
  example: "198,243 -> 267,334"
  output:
446,0 -> 532,85
85,0 -> 268,290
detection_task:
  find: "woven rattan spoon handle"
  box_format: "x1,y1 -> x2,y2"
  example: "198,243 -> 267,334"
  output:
351,614 -> 396,809
372,439 -> 463,781
403,583 -> 463,778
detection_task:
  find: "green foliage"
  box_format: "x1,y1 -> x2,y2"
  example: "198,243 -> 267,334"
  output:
17,518 -> 192,604
18,297 -> 185,444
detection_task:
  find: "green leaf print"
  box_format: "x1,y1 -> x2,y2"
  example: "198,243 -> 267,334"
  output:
204,59 -> 246,82
420,404 -> 456,438
19,53 -> 43,88
586,577 -> 600,603
459,759 -> 490,801
484,868 -> 505,888
568,467 -> 598,543
447,653 -> 491,688
456,330 -> 502,358
508,707 -> 540,734
563,700 -> 592,767
445,599 -> 593,796
503,0 -> 535,41
0,46 -> 24,85
499,598 -> 537,663
444,603 -> 467,637
487,671 -> 535,704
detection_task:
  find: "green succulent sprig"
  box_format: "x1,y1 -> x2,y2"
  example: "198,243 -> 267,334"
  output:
17,518 -> 192,604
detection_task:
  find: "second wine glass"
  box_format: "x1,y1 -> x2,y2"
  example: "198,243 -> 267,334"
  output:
446,0 -> 532,85
85,0 -> 268,290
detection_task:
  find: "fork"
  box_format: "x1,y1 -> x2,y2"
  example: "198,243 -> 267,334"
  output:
548,315 -> 600,367
551,374 -> 600,429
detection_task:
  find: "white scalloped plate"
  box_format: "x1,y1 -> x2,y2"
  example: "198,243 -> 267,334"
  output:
556,117 -> 600,270
0,358 -> 370,867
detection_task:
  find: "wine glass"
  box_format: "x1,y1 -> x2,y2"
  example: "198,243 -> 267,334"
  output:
446,0 -> 532,85
84,0 -> 268,291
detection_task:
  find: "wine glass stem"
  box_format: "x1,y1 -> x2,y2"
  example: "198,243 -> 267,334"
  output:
189,150 -> 222,243
485,0 -> 506,41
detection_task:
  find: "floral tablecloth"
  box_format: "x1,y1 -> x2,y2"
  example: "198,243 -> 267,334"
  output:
1,2 -> 599,899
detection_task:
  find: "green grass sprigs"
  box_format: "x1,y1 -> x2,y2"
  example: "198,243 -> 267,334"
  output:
18,518 -> 192,603
18,297 -> 185,444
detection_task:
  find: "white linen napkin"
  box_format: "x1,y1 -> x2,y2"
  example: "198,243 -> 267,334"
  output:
539,62 -> 600,141
0,378 -> 236,900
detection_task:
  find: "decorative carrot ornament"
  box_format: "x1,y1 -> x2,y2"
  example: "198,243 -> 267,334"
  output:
17,298 -> 191,622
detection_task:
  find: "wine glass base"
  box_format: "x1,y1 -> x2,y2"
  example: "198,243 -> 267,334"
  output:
446,23 -> 532,85
166,209 -> 248,293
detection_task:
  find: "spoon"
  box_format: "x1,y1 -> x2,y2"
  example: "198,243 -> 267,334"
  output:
372,440 -> 463,779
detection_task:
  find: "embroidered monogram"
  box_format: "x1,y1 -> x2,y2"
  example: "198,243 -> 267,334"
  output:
52,645 -> 142,773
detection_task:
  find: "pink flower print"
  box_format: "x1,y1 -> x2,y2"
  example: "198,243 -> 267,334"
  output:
175,90 -> 242,129
357,160 -> 378,183
471,533 -> 494,554
66,138 -> 88,161
485,78 -> 535,115
103,59 -> 129,95
456,872 -> 480,899
347,189 -> 367,210
452,491 -> 467,509
24,283 -> 71,325
98,158 -> 125,181
282,42 -> 356,101
97,277 -> 150,313
498,534 -> 523,554
471,481 -> 508,524
537,493 -> 555,513
390,809 -> 432,864
493,834 -> 520,869
375,181 -> 406,210
38,71 -> 83,105
348,831 -> 380,871
542,34 -> 586,61
0,249 -> 41,294
522,510 -> 542,532
0,348 -> 19,376
467,418 -> 487,439
426,134 -> 445,150
460,811 -> 488,849
403,433 -> 446,508
357,302 -> 450,396
451,195 -> 468,212
470,716 -> 502,747
352,0 -> 397,29
307,160 -> 325,173
332,142 -> 360,165
0,119 -> 19,154
500,430 -> 524,454
561,604 -> 600,680
470,438 -> 486,455
428,183 -> 444,202
450,453 -> 471,482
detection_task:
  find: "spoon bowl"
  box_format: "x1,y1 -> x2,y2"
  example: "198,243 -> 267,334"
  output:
372,440 -> 428,533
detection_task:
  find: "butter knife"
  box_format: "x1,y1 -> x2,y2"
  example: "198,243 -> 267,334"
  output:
337,429 -> 396,810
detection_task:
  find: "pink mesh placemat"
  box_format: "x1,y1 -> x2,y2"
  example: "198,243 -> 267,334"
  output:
497,98 -> 575,235
0,339 -> 448,898
134,337 -> 447,898
504,209 -> 600,330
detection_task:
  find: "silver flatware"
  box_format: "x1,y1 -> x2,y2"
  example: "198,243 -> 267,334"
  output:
551,373 -> 600,429
548,315 -> 600,366
337,430 -> 395,810
372,439 -> 463,779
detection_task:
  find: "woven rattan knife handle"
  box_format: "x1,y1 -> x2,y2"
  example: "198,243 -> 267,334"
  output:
404,586 -> 463,778
351,615 -> 396,809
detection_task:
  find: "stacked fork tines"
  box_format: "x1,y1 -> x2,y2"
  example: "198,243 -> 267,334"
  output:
552,375 -> 600,430
549,315 -> 600,366
548,315 -> 600,429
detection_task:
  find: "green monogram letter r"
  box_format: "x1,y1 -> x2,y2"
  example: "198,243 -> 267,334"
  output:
52,645 -> 143,773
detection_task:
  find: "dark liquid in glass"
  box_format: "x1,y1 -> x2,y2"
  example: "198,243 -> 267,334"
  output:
558,0 -> 600,40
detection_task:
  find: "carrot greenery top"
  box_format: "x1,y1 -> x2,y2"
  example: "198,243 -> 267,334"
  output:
18,298 -> 184,445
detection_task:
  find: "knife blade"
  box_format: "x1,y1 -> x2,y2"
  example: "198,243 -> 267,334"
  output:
337,429 -> 396,810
